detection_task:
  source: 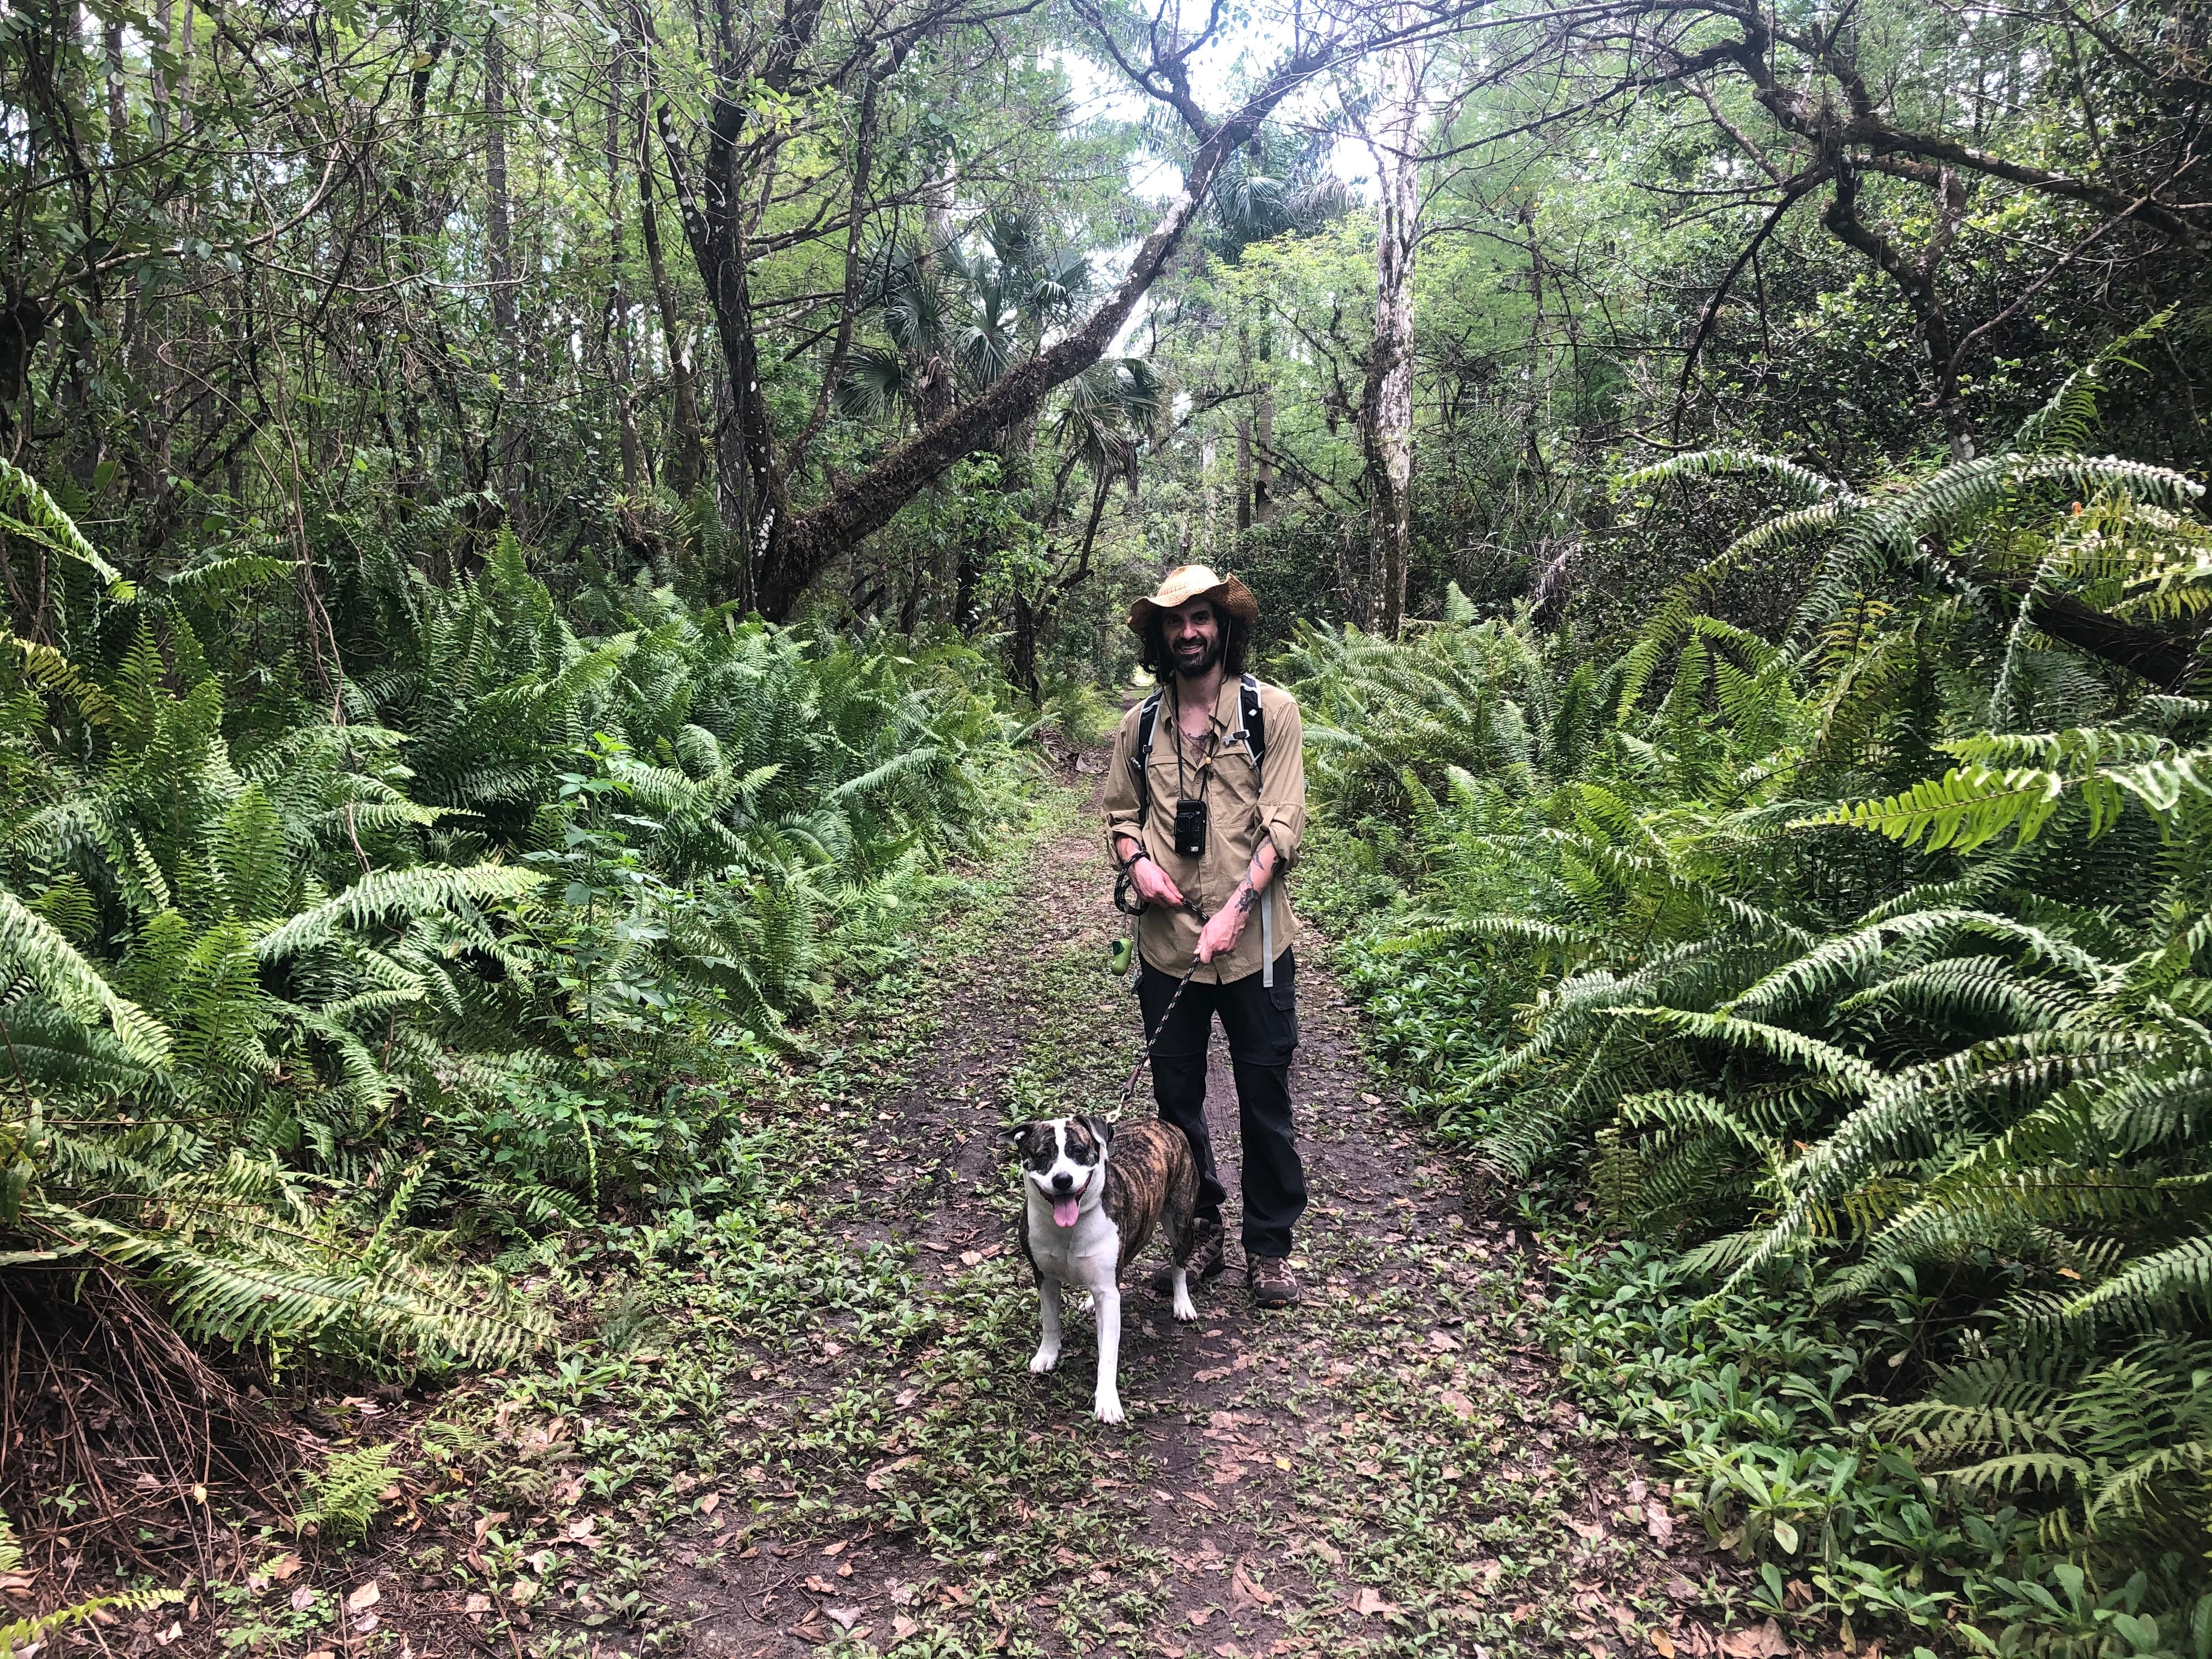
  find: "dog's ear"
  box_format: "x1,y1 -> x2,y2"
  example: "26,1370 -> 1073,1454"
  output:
1001,1122 -> 1033,1151
1082,1114 -> 1115,1153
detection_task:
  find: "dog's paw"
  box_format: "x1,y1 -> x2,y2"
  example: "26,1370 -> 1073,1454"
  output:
1171,1292 -> 1199,1323
1028,1347 -> 1060,1374
1093,1393 -> 1125,1425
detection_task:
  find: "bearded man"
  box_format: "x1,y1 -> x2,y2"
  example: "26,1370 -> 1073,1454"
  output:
1102,566 -> 1308,1308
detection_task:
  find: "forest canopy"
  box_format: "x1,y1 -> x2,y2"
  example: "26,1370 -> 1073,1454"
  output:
7,0 -> 2205,675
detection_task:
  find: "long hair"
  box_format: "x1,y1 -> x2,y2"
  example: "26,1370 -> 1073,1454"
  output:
1138,607 -> 1251,680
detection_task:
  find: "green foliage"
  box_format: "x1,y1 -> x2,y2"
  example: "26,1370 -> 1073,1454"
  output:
294,1445 -> 396,1547
1292,395 -> 2212,1652
0,492 -> 1041,1482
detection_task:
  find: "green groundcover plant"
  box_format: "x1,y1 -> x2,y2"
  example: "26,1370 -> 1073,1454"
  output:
1288,354 -> 2212,1658
0,474 -> 1042,1407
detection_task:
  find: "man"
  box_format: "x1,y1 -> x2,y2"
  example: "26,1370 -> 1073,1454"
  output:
1102,566 -> 1308,1309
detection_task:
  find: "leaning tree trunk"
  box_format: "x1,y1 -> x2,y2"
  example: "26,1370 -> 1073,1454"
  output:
1361,38 -> 1422,637
661,32 -> 1334,620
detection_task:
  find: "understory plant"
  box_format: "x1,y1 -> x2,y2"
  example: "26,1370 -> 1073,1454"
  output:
0,481 -> 1039,1549
1288,354 -> 2212,1656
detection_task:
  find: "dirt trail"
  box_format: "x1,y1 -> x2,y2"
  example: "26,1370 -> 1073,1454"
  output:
635,776 -> 1725,1659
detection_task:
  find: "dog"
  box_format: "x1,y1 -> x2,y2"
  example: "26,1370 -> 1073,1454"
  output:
1005,1115 -> 1200,1423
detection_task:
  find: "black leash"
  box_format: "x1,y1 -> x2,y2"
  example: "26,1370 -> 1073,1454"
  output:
1118,896 -> 1209,1103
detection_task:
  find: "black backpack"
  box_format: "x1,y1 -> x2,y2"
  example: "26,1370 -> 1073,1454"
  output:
1127,674 -> 1266,828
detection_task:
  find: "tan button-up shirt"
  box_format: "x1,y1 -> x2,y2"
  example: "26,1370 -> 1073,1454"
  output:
1101,676 -> 1307,984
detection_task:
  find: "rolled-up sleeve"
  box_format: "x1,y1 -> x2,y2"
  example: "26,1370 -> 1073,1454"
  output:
1257,690 -> 1306,868
1101,712 -> 1143,860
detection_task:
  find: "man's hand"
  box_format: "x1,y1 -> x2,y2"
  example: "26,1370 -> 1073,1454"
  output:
1125,851 -> 1186,912
1195,904 -> 1245,964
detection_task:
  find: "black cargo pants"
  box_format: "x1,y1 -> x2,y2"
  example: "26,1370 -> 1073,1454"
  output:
1137,949 -> 1308,1259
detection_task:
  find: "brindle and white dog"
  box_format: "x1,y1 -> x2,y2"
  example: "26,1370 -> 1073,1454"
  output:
1005,1115 -> 1201,1423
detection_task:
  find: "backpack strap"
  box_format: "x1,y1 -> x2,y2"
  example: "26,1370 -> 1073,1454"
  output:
1238,675 -> 1277,988
1238,674 -> 1266,770
1130,690 -> 1165,826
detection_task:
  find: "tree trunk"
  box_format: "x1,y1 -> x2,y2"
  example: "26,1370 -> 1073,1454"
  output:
1234,320 -> 1254,531
1823,160 -> 1976,461
1361,39 -> 1422,637
1254,329 -> 1276,524
1010,590 -> 1041,702
637,165 -> 705,500
485,25 -> 517,347
606,45 -> 644,496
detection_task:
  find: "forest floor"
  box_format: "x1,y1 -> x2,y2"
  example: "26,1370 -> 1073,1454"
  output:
246,761 -> 1769,1659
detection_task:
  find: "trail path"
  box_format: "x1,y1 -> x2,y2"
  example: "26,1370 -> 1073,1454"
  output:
414,770 -> 1729,1659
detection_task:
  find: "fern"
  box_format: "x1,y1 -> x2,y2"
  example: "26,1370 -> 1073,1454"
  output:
1291,356 -> 2212,1613
294,1444 -> 396,1545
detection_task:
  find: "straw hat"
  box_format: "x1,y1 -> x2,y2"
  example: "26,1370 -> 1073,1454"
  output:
1126,565 -> 1259,634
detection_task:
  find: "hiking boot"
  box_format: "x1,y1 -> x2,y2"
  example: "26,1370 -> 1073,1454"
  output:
1247,1253 -> 1301,1308
1149,1214 -> 1225,1296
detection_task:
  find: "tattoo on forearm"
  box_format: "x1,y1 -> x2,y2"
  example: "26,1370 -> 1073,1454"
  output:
1233,882 -> 1257,915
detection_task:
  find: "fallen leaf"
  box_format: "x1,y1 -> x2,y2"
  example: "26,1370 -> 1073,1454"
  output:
826,1606 -> 864,1633
377,1483 -> 403,1502
1231,1566 -> 1276,1607
892,1616 -> 919,1640
1438,1388 -> 1476,1419
290,1588 -> 315,1613
266,1554 -> 302,1582
566,1518 -> 597,1540
473,1510 -> 510,1544
1653,1633 -> 1677,1659
352,1613 -> 380,1635
1665,1576 -> 1703,1603
1645,1502 -> 1676,1544
346,1583 -> 381,1613
154,1623 -> 182,1647
820,1540 -> 847,1556
1568,1519 -> 1607,1542
1188,1607 -> 1213,1627
509,1578 -> 539,1606
464,1595 -> 492,1615
1348,1587 -> 1402,1618
1429,1329 -> 1462,1352
804,1575 -> 837,1594
1719,1620 -> 1790,1659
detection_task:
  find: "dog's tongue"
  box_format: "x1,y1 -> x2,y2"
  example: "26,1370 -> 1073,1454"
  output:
1052,1196 -> 1081,1228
